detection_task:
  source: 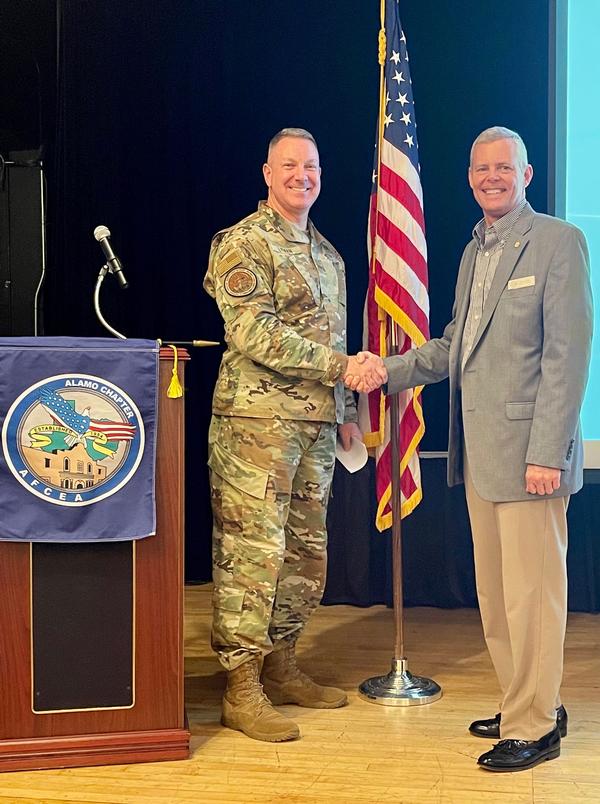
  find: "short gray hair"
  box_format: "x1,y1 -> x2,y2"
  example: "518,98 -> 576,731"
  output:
470,126 -> 529,169
267,128 -> 318,160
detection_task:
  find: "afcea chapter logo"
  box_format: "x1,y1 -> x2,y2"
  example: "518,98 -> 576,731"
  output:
1,374 -> 145,507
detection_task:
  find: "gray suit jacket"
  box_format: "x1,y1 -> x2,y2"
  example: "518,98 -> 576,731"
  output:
384,204 -> 593,501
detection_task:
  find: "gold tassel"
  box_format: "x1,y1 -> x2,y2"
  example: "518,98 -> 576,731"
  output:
166,345 -> 183,398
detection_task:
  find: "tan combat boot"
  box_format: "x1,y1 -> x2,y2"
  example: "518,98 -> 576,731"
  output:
262,642 -> 348,709
221,657 -> 300,742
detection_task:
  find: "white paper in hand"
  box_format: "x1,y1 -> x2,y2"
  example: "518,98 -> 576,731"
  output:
335,435 -> 368,473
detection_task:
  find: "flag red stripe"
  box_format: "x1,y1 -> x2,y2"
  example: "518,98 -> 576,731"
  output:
375,443 -> 419,508
376,214 -> 428,288
90,420 -> 135,430
379,164 -> 425,232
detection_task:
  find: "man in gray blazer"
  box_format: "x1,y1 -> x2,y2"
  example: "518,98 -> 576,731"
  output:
346,126 -> 593,771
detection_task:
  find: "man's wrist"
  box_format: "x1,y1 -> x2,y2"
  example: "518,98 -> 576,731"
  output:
324,351 -> 349,385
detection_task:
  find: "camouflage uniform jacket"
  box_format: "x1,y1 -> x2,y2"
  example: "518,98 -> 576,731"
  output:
204,202 -> 357,424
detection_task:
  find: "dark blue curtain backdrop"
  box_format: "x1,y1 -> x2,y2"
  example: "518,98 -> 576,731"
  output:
8,1 -> 591,606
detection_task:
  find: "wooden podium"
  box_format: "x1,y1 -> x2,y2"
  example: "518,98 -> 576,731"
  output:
0,348 -> 190,771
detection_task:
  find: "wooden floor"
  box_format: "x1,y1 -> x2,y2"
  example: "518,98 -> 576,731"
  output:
1,585 -> 600,803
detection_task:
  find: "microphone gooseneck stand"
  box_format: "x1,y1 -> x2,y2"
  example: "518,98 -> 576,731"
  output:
92,229 -> 220,347
93,263 -> 221,347
94,262 -> 127,339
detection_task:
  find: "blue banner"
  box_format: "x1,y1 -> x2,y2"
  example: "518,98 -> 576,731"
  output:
0,337 -> 158,542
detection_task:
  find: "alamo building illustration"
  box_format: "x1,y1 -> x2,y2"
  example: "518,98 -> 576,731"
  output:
22,442 -> 108,490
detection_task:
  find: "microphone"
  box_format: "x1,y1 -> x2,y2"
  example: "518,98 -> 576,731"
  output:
93,225 -> 129,289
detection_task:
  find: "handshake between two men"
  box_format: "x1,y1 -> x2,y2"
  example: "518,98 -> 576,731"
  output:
343,352 -> 388,394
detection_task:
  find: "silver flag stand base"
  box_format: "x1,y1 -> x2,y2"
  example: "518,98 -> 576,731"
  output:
359,657 -> 442,706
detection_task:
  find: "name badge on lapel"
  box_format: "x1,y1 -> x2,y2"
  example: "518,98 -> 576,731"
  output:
507,275 -> 535,290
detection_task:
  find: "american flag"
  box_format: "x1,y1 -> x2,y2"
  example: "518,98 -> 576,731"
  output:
88,419 -> 136,441
40,389 -> 136,442
359,0 -> 430,531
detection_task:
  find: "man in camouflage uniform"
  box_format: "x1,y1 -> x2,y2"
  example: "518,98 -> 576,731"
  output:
204,128 -> 384,742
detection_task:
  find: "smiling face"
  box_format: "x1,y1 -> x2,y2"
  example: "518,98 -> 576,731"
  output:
468,138 -> 533,225
263,136 -> 321,227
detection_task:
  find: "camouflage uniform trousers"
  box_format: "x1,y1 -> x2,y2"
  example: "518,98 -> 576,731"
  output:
208,414 -> 337,671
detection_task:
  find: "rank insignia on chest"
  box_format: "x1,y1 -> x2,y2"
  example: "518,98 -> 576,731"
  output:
224,267 -> 258,297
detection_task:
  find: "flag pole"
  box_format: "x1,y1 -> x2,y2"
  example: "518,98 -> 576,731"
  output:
389,323 -> 405,661
359,320 -> 441,705
358,0 -> 441,705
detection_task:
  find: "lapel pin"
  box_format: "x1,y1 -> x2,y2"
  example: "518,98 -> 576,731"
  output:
514,240 -> 521,248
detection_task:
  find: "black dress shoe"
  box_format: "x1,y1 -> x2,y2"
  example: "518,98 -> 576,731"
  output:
469,712 -> 502,738
478,725 -> 561,772
469,705 -> 567,739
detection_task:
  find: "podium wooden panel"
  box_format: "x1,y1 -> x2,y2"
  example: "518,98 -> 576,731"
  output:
0,348 -> 190,771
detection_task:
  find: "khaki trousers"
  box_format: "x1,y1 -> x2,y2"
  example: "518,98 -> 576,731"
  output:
463,454 -> 568,740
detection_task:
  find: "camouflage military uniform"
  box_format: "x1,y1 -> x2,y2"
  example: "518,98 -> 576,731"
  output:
204,202 -> 357,670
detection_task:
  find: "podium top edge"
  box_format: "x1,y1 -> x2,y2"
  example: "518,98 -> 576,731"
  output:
159,347 -> 191,360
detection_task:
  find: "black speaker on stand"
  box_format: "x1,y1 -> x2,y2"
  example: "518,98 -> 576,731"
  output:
0,149 -> 46,336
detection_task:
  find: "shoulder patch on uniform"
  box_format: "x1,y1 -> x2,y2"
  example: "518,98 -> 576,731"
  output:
217,249 -> 245,276
224,267 -> 258,297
